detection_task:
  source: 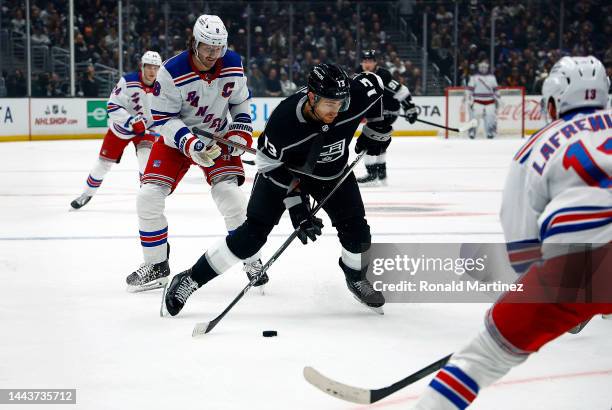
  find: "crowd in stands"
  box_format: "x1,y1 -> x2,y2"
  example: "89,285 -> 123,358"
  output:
405,0 -> 611,93
1,0 -> 610,98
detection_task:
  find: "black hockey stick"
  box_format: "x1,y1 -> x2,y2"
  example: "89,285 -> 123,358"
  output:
303,353 -> 452,404
400,116 -> 477,133
193,127 -> 258,155
192,151 -> 367,337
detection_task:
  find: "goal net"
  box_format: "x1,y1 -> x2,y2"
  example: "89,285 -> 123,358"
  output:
444,86 -> 525,139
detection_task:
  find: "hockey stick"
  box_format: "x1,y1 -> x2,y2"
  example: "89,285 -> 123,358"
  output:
192,151 -> 367,337
403,117 -> 477,133
303,353 -> 452,404
193,127 -> 257,155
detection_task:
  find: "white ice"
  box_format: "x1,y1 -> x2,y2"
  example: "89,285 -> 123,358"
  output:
0,138 -> 610,410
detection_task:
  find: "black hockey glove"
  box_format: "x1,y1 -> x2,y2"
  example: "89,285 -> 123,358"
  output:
401,98 -> 418,124
284,191 -> 323,245
355,124 -> 392,156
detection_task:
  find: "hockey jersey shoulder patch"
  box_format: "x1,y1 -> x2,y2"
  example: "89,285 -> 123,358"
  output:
220,50 -> 244,78
123,72 -> 141,88
163,51 -> 192,80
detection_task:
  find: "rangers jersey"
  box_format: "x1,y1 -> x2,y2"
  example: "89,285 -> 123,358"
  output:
106,72 -> 155,139
501,108 -> 612,267
466,74 -> 499,105
151,49 -> 251,149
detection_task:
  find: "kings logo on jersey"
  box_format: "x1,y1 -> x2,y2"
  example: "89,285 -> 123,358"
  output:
317,140 -> 345,163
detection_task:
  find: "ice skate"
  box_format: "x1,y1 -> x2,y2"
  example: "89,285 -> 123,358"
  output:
126,260 -> 170,292
70,193 -> 92,210
243,259 -> 269,288
357,165 -> 379,186
339,259 -> 385,314
165,269 -> 200,316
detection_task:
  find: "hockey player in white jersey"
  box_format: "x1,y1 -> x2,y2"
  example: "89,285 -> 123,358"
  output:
413,56 -> 611,409
70,51 -> 162,209
126,15 -> 267,292
466,61 -> 500,139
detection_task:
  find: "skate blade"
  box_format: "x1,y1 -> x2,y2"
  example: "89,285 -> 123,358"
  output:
160,283 -> 169,317
352,295 -> 384,315
127,277 -> 169,294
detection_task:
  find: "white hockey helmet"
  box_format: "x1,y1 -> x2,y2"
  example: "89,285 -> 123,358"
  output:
541,56 -> 609,118
193,14 -> 228,57
141,50 -> 162,67
478,60 -> 489,74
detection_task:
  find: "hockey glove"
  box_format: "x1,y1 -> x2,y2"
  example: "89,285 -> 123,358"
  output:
284,191 -> 323,245
130,115 -> 147,136
178,133 -> 222,168
355,124 -> 392,156
224,121 -> 254,156
401,98 -> 418,124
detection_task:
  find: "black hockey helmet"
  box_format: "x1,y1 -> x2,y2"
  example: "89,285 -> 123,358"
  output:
307,63 -> 351,111
361,49 -> 376,60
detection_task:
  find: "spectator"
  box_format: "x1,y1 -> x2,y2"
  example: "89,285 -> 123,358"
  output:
80,65 -> 99,97
31,73 -> 49,97
6,69 -> 27,97
264,67 -> 282,97
46,73 -> 65,97
280,70 -> 297,96
247,64 -> 266,97
31,25 -> 51,46
75,33 -> 89,63
11,9 -> 26,33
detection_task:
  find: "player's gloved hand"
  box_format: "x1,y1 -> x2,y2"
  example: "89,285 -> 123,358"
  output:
355,124 -> 392,156
129,115 -> 147,136
284,191 -> 323,245
179,133 -> 222,167
224,121 -> 253,156
401,99 -> 418,124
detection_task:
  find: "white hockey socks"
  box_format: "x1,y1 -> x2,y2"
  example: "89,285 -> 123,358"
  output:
136,144 -> 152,180
137,183 -> 170,264
83,159 -> 113,196
413,328 -> 527,409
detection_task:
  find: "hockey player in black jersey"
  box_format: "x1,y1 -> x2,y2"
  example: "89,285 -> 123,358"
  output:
356,49 -> 418,185
164,63 -> 391,316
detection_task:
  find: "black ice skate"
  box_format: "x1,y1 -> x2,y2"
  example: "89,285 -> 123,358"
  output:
243,259 -> 269,287
339,259 -> 385,314
357,165 -> 379,185
376,163 -> 387,185
126,260 -> 170,292
70,193 -> 92,210
164,269 -> 201,316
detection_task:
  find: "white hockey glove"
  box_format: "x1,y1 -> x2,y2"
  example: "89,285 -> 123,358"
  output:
178,133 -> 221,167
223,121 -> 254,156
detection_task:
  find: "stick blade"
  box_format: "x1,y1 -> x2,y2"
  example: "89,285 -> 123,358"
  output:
192,321 -> 211,337
458,118 -> 478,133
303,366 -> 371,404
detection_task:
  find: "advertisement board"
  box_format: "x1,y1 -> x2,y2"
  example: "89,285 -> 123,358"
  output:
0,99 -> 29,141
1,95 -> 606,142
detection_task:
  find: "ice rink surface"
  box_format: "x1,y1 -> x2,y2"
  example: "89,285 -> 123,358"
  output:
1,137 -> 610,410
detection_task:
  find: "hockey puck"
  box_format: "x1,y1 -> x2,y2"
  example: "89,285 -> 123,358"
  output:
262,330 -> 278,337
